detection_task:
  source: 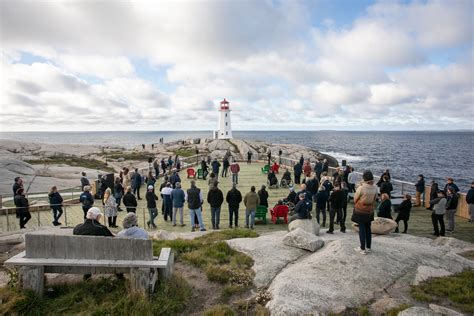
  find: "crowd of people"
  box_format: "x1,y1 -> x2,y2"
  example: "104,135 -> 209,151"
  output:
11,152 -> 474,251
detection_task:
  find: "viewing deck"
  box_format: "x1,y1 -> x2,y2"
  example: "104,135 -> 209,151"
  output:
1,162 -> 473,243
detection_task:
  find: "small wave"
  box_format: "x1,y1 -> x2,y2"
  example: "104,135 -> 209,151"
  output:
321,151 -> 367,163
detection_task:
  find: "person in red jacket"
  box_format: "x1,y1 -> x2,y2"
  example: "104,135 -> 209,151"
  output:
230,160 -> 240,184
303,160 -> 312,178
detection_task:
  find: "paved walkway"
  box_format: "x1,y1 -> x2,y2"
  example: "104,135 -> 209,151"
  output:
1,162 -> 473,243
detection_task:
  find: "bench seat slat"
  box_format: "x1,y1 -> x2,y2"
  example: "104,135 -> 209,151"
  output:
5,251 -> 167,269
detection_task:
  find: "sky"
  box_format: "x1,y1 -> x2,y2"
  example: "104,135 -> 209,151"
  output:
0,0 -> 473,131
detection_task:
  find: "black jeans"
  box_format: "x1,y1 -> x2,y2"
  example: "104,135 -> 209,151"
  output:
395,217 -> 408,233
133,186 -> 141,199
229,207 -> 239,227
19,212 -> 32,228
295,173 -> 301,184
358,222 -> 371,250
431,213 -> 445,236
52,206 -> 63,224
316,207 -> 326,226
329,207 -> 345,232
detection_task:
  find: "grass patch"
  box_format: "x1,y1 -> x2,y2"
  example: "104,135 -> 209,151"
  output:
107,151 -> 154,161
410,269 -> 474,314
385,304 -> 412,316
174,148 -> 197,157
203,304 -> 236,316
25,155 -> 114,173
0,275 -> 191,315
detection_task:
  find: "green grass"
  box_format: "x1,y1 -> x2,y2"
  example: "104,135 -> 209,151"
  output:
385,304 -> 412,316
174,148 -> 198,157
410,269 -> 474,314
24,155 -> 114,173
107,151 -> 154,161
0,275 -> 191,316
203,304 -> 236,316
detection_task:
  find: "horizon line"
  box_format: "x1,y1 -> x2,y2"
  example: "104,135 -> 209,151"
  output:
1,129 -> 473,133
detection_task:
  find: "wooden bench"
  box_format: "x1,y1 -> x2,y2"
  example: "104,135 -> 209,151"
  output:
4,230 -> 174,297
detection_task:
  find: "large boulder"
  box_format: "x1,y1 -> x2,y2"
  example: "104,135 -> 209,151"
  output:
226,231 -> 307,287
288,219 -> 320,236
262,233 -> 473,315
398,307 -> 440,316
283,228 -> 324,252
352,217 -> 397,235
412,265 -> 452,285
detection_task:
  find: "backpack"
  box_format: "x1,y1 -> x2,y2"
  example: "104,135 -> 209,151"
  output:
81,193 -> 92,208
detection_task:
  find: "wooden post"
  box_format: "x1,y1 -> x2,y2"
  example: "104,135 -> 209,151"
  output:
20,266 -> 44,297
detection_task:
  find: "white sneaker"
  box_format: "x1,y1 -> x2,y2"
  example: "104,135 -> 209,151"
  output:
366,248 -> 372,253
354,247 -> 367,255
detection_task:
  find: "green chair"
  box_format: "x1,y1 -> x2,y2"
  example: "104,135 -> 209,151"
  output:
197,169 -> 203,179
261,165 -> 270,174
255,205 -> 268,224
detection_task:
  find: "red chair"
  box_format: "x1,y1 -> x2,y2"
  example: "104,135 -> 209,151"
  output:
271,163 -> 280,174
271,204 -> 289,224
186,168 -> 196,179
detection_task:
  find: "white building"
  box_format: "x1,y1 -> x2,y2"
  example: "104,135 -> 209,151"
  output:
214,98 -> 233,139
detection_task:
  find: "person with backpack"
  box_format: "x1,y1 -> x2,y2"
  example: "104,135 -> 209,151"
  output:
79,185 -> 94,220
48,186 -> 63,226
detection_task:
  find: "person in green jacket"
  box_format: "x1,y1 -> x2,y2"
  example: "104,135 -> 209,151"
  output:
244,186 -> 260,229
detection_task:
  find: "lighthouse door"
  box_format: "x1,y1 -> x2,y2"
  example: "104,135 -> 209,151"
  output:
214,131 -> 218,139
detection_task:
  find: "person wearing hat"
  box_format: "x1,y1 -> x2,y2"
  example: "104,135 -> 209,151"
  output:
73,207 -> 114,236
465,182 -> 474,223
414,174 -> 425,207
146,185 -> 159,228
283,186 -> 296,204
352,170 -> 377,255
117,213 -> 148,239
14,188 -> 31,229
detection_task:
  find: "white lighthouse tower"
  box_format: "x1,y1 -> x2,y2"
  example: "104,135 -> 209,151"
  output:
215,98 -> 233,139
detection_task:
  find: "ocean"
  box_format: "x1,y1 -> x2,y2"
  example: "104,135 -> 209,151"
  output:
1,131 -> 473,190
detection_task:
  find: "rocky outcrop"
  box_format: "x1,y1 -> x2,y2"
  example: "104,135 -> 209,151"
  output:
226,231 -> 307,287
227,231 -> 473,315
283,228 -> 324,252
288,219 -> 320,236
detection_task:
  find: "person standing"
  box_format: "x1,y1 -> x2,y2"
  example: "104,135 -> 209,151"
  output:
467,181 -> 474,223
207,182 -> 224,230
230,159 -> 240,184
80,172 -> 89,191
14,188 -> 31,229
153,158 -> 160,177
430,191 -> 446,236
247,151 -> 253,164
79,185 -> 94,219
186,180 -> 206,232
258,185 -> 269,208
123,168 -> 131,191
379,176 -> 393,198
315,160 -> 323,180
222,156 -> 230,178
267,151 -> 272,167
244,186 -> 260,229
415,174 -> 425,207
146,185 -> 158,229
48,186 -> 63,226
211,158 -> 221,180
114,177 -> 124,212
322,159 -> 329,173
315,186 -> 328,227
161,182 -> 173,221
445,187 -> 459,233
328,185 -> 346,233
377,193 -> 392,219
347,167 -> 356,193
226,183 -> 242,228
394,194 -> 412,233
132,169 -> 142,200
293,161 -> 302,185
201,159 -> 209,180
427,180 -> 439,210
122,186 -> 137,213
303,160 -> 312,178
160,159 -> 167,175
171,182 -> 186,227
103,188 -> 118,228
352,170 -> 377,255
13,177 -> 24,196
443,177 -> 460,194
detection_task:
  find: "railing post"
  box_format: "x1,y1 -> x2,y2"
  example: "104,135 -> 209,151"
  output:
143,207 -> 147,230
6,209 -> 10,232
401,183 -> 405,195
37,207 -> 41,227
64,205 -> 68,227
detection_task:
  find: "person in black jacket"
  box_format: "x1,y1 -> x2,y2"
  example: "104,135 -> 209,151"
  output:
289,193 -> 310,223
258,185 -> 269,207
281,168 -> 292,187
427,180 -> 439,210
114,177 -> 124,212
48,186 -> 63,226
73,207 -> 114,236
414,174 -> 425,207
379,176 -> 393,198
377,193 -> 392,219
267,171 -> 278,188
12,177 -> 24,196
145,185 -> 159,228
201,159 -> 209,180
445,187 -> 459,233
293,162 -> 302,184
122,186 -> 137,213
328,185 -> 346,233
226,183 -> 242,228
207,182 -> 224,230
14,188 -> 31,229
79,186 -> 94,219
467,181 -> 474,223
395,194 -> 412,233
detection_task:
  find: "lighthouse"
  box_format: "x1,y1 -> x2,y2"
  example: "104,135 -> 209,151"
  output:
214,98 -> 233,139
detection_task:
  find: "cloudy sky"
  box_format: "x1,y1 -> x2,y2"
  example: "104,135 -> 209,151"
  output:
0,0 -> 472,131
